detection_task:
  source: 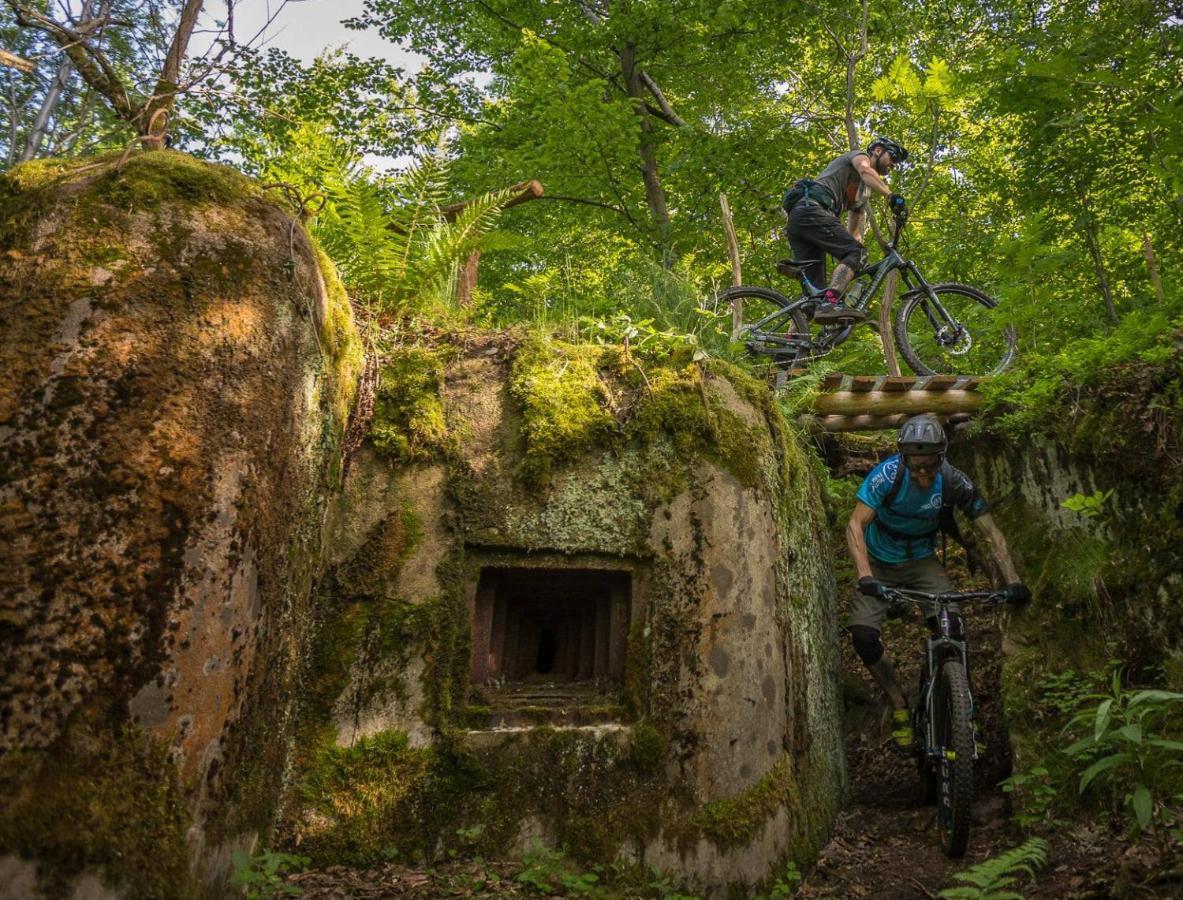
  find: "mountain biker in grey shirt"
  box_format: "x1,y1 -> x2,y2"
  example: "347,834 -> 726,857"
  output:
785,137 -> 910,323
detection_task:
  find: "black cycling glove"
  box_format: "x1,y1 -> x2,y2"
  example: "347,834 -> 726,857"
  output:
1005,582 -> 1031,605
858,576 -> 887,599
889,193 -> 907,212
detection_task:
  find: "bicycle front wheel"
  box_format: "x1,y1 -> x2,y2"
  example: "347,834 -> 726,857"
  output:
935,660 -> 975,857
894,283 -> 1017,376
720,285 -> 810,368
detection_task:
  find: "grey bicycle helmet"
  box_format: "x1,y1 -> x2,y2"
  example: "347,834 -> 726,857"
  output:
897,414 -> 946,457
868,136 -> 909,163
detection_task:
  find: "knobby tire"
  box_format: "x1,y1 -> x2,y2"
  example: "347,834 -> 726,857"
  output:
894,283 -> 1017,377
935,660 -> 975,857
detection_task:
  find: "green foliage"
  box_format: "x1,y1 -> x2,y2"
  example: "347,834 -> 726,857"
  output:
936,838 -> 1048,900
1061,489 -> 1114,520
1004,666 -> 1183,834
761,860 -> 803,899
513,843 -> 603,897
230,849 -> 309,899
1063,671 -> 1183,832
260,125 -> 509,316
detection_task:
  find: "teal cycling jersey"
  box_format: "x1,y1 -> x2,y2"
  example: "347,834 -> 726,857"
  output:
857,455 -> 988,564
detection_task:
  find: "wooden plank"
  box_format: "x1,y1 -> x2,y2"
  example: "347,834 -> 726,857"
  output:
820,374 -> 844,391
850,375 -> 878,392
813,413 -> 912,432
881,376 -> 916,392
923,375 -> 958,391
959,376 -> 986,391
813,389 -> 984,417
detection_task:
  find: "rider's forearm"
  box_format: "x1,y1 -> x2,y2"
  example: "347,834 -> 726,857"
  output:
846,519 -> 874,579
860,170 -> 894,200
972,514 -> 1020,583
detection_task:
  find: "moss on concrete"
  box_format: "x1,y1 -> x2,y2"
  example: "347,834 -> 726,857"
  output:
0,714 -> 196,899
691,753 -> 798,850
371,348 -> 454,462
509,335 -> 616,483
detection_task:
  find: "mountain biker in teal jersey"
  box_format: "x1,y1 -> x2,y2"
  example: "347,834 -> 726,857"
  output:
784,136 -> 910,324
845,415 -> 1030,748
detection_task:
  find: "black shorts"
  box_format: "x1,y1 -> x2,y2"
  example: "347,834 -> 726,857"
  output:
786,200 -> 866,288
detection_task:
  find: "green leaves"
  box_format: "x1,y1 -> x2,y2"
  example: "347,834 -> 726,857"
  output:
230,849 -> 309,899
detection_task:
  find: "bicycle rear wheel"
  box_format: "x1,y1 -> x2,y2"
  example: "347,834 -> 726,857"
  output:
894,283 -> 1017,376
720,285 -> 810,368
935,660 -> 975,857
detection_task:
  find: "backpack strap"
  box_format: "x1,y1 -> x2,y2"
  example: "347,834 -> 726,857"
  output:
880,458 -> 907,511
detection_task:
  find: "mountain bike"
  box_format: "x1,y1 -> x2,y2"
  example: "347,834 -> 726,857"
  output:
721,213 -> 1017,376
883,586 -> 1007,857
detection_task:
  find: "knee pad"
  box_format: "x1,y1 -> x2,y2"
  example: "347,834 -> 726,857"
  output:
841,245 -> 868,274
848,625 -> 884,666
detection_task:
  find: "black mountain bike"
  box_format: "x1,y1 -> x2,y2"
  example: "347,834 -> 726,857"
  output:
883,586 -> 1007,857
722,214 -> 1017,376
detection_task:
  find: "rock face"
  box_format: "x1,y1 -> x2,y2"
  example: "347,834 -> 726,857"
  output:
284,336 -> 845,895
0,152 -> 361,897
951,394 -> 1183,782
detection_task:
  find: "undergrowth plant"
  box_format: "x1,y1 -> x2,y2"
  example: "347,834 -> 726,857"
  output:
936,838 -> 1048,900
1063,671 -> 1183,832
1004,665 -> 1183,833
261,124 -> 510,317
230,848 -> 309,899
513,843 -> 604,897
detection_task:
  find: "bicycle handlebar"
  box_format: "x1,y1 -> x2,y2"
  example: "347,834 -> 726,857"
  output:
882,587 -> 1007,606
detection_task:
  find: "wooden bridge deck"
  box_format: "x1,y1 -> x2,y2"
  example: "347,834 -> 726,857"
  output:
784,372 -> 992,432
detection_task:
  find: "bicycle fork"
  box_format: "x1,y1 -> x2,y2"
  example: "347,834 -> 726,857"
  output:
918,639 -> 979,763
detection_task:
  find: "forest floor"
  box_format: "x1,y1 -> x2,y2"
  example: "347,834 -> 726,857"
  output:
796,599 -> 1180,899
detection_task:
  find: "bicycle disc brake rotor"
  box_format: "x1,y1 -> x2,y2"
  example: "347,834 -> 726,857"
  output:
936,325 -> 973,356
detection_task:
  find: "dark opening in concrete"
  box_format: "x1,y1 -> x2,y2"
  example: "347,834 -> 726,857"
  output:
470,567 -> 630,685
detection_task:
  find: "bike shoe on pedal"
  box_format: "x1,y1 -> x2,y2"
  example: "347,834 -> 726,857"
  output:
890,707 -> 914,751
812,288 -> 867,323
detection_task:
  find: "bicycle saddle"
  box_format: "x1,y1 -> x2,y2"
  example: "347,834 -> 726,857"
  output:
775,258 -> 818,278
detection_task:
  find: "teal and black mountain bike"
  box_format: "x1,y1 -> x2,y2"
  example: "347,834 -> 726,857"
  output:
721,212 -> 1017,376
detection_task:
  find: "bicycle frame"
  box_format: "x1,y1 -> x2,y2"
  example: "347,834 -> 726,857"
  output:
746,216 -> 997,359
885,589 -> 1004,763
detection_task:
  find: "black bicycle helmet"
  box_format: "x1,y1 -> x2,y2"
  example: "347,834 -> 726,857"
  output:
897,414 -> 946,457
868,136 -> 909,163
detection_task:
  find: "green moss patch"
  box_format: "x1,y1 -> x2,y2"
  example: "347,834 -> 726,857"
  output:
691,754 -> 798,850
371,347 -> 455,461
509,335 -> 616,482
0,716 -> 195,899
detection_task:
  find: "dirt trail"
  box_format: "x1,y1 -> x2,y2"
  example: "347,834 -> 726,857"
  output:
801,590 -> 1179,900
798,601 -> 1016,899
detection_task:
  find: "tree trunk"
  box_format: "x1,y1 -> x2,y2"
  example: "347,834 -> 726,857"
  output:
619,43 -> 670,243
140,0 -> 205,147
879,270 -> 901,376
1080,216 -> 1117,323
719,193 -> 744,338
21,0 -> 97,161
1143,232 -> 1165,304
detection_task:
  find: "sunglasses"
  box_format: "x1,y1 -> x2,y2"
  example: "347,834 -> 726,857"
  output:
905,457 -> 941,473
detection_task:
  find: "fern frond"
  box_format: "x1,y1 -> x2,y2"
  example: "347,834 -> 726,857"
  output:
938,838 -> 1049,900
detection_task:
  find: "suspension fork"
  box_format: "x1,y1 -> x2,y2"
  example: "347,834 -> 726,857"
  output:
900,262 -> 962,333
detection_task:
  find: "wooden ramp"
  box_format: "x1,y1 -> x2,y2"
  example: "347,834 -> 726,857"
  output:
797,373 -> 990,432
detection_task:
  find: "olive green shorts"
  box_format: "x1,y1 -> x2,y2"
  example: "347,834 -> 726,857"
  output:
847,555 -> 955,631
